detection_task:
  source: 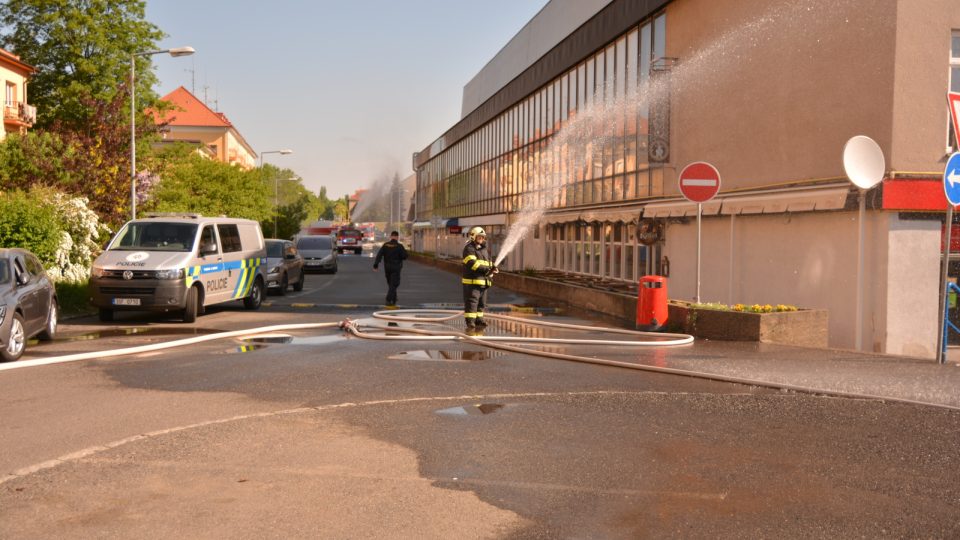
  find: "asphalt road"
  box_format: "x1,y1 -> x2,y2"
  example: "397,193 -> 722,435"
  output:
1,248 -> 958,538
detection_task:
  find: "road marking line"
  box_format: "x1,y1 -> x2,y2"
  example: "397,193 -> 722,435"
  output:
0,390 -> 754,485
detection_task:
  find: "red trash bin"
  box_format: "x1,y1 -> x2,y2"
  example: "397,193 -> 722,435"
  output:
636,275 -> 668,331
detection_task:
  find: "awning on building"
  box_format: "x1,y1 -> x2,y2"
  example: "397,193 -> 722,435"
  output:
544,211 -> 582,224
720,187 -> 850,215
579,207 -> 642,223
543,208 -> 641,224
413,218 -> 460,229
642,199 -> 722,217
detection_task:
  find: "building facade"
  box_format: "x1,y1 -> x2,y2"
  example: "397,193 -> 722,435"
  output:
413,0 -> 960,357
153,86 -> 257,169
0,47 -> 36,140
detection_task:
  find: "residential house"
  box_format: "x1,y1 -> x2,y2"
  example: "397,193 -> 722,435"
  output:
0,47 -> 36,139
153,86 -> 256,169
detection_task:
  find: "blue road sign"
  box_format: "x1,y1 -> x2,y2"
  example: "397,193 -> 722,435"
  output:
944,152 -> 960,206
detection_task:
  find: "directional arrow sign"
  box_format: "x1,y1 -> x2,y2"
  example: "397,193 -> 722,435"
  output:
944,152 -> 960,206
678,162 -> 721,203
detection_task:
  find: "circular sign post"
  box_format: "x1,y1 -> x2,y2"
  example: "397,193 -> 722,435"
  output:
678,162 -> 721,203
678,162 -> 721,304
842,136 -> 886,353
938,152 -> 960,363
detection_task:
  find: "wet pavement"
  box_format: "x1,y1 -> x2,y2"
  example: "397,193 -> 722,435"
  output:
336,310 -> 960,410
2,256 -> 959,537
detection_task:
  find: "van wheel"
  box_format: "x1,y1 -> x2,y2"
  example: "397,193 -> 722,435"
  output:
278,273 -> 288,296
38,301 -> 58,341
293,269 -> 305,292
1,313 -> 26,362
244,278 -> 263,310
98,308 -> 114,322
183,286 -> 199,323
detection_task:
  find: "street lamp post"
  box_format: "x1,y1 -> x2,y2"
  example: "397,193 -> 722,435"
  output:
130,46 -> 195,220
260,149 -> 293,237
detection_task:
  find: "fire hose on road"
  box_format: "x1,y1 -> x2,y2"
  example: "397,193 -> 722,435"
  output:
1,309 -> 956,411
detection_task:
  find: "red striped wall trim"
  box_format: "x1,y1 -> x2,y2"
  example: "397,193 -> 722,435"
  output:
882,178 -> 949,211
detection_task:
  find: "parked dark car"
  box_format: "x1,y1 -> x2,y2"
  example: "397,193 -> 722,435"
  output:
296,235 -> 338,273
265,239 -> 305,295
0,248 -> 58,361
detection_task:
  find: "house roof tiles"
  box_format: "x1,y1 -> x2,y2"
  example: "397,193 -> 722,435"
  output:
153,86 -> 232,128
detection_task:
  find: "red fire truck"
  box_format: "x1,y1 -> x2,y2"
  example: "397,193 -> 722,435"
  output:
336,227 -> 364,254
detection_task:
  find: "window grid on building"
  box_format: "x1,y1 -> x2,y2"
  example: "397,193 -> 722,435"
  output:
417,13 -> 667,281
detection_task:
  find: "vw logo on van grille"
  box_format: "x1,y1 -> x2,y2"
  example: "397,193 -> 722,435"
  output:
122,270 -> 133,280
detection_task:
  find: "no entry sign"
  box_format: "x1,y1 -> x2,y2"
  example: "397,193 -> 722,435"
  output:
678,162 -> 721,203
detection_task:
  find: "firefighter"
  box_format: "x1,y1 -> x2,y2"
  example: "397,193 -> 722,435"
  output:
373,231 -> 408,306
462,226 -> 498,329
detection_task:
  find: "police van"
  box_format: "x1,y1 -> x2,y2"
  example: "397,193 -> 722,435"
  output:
90,214 -> 267,323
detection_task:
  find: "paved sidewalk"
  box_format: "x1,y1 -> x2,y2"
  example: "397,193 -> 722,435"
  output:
622,339 -> 960,410
464,312 -> 960,411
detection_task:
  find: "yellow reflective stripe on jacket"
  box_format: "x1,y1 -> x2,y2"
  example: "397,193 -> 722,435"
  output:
463,255 -> 477,264
462,278 -> 492,286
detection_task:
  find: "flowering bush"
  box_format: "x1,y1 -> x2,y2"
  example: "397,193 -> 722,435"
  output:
43,189 -> 108,283
731,303 -> 798,313
679,301 -> 799,313
0,187 -> 107,283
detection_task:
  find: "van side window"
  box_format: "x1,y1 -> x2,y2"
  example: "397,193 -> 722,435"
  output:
200,226 -> 217,254
218,224 -> 242,253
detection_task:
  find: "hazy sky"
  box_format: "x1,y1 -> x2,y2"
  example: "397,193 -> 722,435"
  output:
145,0 -> 548,198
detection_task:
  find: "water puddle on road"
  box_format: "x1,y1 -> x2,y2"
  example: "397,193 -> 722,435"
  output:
232,333 -> 351,351
220,343 -> 269,355
389,349 -> 502,362
435,403 -> 507,416
288,334 -> 351,345
243,335 -> 294,344
28,327 -> 222,346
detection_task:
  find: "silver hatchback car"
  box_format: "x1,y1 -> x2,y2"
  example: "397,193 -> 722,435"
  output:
296,235 -> 338,273
0,248 -> 58,361
265,239 -> 305,295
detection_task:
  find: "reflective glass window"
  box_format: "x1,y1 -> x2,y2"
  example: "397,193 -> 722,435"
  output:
654,14 -> 666,60
561,73 -> 569,122
585,58 -> 594,108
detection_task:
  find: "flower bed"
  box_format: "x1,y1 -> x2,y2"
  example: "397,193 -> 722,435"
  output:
668,301 -> 828,347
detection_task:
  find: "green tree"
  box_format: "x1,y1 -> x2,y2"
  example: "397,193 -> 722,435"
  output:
145,152 -> 271,222
0,189 -> 63,265
258,164 -> 316,239
0,84 -> 157,225
0,0 -> 165,129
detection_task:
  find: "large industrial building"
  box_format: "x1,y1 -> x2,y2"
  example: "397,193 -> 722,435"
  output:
412,0 -> 960,358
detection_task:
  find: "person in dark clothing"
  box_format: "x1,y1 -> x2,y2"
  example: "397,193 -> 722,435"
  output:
462,226 -> 498,329
373,231 -> 408,306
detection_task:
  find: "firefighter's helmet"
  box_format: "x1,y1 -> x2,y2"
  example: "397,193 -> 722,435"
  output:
468,226 -> 487,241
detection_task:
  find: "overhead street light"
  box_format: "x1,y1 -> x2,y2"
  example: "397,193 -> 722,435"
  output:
130,46 -> 195,220
260,149 -> 294,238
259,148 -> 293,168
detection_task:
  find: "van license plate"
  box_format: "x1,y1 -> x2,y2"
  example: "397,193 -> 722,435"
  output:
113,298 -> 141,306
